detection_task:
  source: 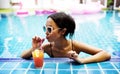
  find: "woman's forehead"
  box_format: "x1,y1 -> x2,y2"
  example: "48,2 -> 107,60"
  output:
46,18 -> 58,28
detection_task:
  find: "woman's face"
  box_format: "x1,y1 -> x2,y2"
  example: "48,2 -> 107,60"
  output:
45,18 -> 62,42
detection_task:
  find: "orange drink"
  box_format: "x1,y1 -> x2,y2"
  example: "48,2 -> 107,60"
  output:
32,49 -> 44,68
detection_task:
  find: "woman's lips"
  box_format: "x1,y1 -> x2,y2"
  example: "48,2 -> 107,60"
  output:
46,36 -> 49,39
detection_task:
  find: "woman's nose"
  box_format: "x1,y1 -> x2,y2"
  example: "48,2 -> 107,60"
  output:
45,31 -> 49,35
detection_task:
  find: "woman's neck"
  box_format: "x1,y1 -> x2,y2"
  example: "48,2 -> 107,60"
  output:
53,38 -> 69,49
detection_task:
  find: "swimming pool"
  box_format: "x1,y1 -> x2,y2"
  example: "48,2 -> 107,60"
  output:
0,10 -> 120,74
0,10 -> 120,58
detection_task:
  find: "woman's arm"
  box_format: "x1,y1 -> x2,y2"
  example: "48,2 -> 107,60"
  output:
68,41 -> 111,64
73,50 -> 111,64
21,48 -> 33,59
21,36 -> 44,59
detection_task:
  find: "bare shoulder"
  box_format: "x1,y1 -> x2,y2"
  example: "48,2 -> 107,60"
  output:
72,40 -> 88,49
71,40 -> 84,53
42,43 -> 53,54
72,40 -> 102,54
42,43 -> 51,50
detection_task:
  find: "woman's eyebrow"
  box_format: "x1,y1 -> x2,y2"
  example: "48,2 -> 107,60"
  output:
46,24 -> 52,26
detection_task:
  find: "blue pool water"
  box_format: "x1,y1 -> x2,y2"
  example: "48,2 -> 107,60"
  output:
0,10 -> 120,74
0,10 -> 120,58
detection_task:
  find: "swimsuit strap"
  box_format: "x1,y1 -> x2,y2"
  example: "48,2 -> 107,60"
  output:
71,39 -> 74,51
50,43 -> 54,57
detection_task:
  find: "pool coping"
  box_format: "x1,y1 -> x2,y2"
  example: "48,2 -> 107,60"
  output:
0,57 -> 120,62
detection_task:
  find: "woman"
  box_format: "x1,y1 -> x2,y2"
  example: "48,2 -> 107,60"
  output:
21,12 -> 111,64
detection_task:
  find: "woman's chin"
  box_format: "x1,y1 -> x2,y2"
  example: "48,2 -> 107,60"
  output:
46,38 -> 51,42
47,39 -> 53,43
46,37 -> 54,42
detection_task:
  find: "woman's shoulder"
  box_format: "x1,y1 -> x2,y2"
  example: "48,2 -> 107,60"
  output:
71,40 -> 82,45
71,40 -> 89,49
71,40 -> 88,46
42,43 -> 51,49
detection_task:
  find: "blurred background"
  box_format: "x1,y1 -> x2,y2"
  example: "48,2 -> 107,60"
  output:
0,0 -> 120,14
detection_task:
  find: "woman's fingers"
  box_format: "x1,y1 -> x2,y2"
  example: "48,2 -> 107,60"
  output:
32,36 -> 40,42
32,36 -> 45,47
67,51 -> 78,59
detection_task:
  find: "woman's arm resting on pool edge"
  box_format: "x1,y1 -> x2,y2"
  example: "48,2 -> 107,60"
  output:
68,41 -> 111,64
69,50 -> 111,64
21,48 -> 33,59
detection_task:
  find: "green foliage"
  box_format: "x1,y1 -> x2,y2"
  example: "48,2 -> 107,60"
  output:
107,0 -> 113,6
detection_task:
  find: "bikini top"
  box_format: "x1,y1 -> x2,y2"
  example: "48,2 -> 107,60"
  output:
50,43 -> 54,57
49,40 -> 73,58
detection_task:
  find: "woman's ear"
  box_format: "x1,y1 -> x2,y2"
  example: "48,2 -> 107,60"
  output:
61,28 -> 67,35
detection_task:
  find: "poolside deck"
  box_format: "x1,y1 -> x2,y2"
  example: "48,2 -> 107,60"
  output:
0,58 -> 120,74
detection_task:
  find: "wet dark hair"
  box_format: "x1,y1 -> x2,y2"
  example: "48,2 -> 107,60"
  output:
47,12 -> 76,39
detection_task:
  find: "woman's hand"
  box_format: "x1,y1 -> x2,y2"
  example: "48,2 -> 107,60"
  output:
67,51 -> 78,59
67,51 -> 84,64
32,36 -> 45,50
21,36 -> 44,59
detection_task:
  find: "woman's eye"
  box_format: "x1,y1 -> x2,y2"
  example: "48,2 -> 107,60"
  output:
47,28 -> 52,33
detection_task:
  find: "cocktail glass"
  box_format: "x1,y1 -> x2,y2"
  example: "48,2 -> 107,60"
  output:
32,49 -> 44,68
